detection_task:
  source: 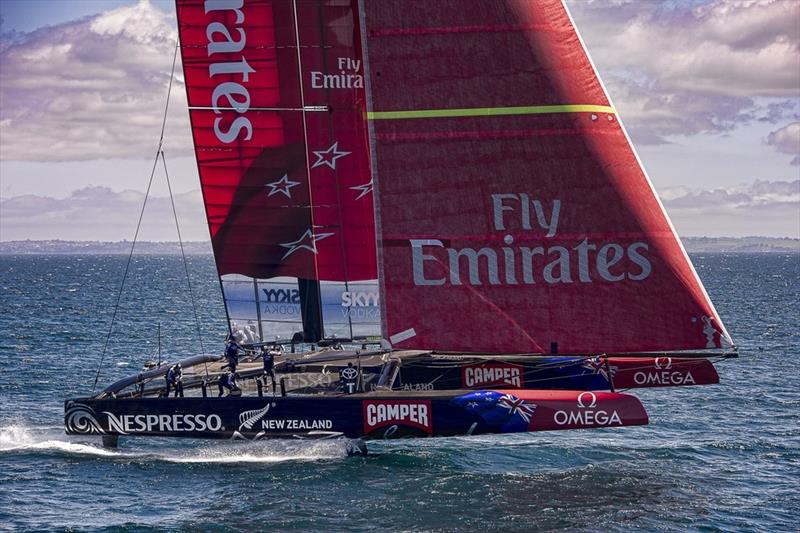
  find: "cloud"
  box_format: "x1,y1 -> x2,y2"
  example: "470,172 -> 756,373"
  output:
661,179 -> 799,208
765,122 -> 800,165
0,185 -> 210,241
659,179 -> 799,237
0,0 -> 192,162
1,0 -> 798,165
567,0 -> 800,143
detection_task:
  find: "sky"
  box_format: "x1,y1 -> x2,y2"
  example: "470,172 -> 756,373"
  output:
0,0 -> 798,241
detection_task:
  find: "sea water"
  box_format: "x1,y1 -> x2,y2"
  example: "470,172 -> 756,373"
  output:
0,253 -> 797,531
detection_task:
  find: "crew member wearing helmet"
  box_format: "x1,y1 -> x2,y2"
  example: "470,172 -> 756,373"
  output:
261,346 -> 277,393
165,363 -> 183,398
218,371 -> 240,397
223,334 -> 241,373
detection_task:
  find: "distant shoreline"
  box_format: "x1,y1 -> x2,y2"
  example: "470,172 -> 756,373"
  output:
1,237 -> 798,255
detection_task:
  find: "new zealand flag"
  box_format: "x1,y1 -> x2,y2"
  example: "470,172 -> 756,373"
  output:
451,391 -> 537,433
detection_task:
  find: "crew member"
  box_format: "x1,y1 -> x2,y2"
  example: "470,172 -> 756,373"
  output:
223,335 -> 241,373
261,346 -> 277,393
217,371 -> 239,397
165,363 -> 183,398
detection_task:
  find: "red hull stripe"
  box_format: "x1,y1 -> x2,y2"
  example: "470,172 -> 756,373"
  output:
608,357 -> 719,389
491,389 -> 649,430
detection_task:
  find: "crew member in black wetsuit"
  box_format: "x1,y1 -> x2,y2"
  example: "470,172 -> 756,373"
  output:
223,335 -> 241,373
261,346 -> 277,393
165,363 -> 183,397
217,371 -> 239,397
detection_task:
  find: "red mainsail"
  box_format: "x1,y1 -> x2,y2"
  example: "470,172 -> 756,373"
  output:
359,0 -> 733,354
177,0 -> 377,340
178,0 -> 374,281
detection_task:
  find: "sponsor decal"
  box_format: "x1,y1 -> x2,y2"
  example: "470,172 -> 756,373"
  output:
462,362 -> 523,388
262,288 -> 300,304
553,392 -> 622,427
104,412 -> 224,434
632,370 -> 696,386
654,357 -> 672,370
339,290 -> 380,320
411,195 -> 651,287
310,57 -> 363,89
262,303 -> 301,317
399,382 -> 434,391
204,0 -> 256,144
261,419 -> 333,430
341,366 -> 359,381
65,402 -> 105,435
238,403 -> 274,431
632,358 -> 696,386
341,291 -> 379,307
363,400 -> 432,434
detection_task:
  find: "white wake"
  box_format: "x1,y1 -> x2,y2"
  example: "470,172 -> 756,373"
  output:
0,424 -> 118,457
0,422 -> 346,463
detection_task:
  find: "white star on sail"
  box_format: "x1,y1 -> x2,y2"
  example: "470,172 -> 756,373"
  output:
350,178 -> 373,200
265,174 -> 300,199
311,141 -> 351,170
279,228 -> 335,260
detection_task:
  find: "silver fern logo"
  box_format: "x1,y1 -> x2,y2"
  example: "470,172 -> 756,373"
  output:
65,401 -> 105,435
238,403 -> 275,431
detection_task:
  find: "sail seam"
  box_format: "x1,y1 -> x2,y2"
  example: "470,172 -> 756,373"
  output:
367,104 -> 615,120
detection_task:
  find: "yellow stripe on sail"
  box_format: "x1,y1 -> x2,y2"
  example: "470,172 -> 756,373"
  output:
367,104 -> 615,120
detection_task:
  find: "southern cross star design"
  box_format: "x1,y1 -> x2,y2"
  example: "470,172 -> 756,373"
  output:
350,178 -> 373,200
279,228 -> 335,260
311,141 -> 351,170
265,174 -> 300,199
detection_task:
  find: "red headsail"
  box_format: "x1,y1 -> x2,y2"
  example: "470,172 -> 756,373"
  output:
359,0 -> 733,354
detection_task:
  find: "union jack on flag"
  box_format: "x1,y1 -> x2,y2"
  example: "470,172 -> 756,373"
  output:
497,394 -> 536,423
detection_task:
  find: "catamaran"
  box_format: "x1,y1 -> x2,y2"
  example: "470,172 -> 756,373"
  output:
65,0 -> 736,454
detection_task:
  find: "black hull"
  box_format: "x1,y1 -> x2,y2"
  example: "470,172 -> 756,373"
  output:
65,389 -> 649,442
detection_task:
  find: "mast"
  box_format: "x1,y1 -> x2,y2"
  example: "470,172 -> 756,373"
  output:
292,0 -> 323,342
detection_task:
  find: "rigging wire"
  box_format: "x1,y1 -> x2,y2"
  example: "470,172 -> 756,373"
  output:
161,150 -> 210,378
91,40 -> 181,393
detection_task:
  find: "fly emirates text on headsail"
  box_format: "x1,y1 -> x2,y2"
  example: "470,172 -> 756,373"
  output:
411,195 -> 652,287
